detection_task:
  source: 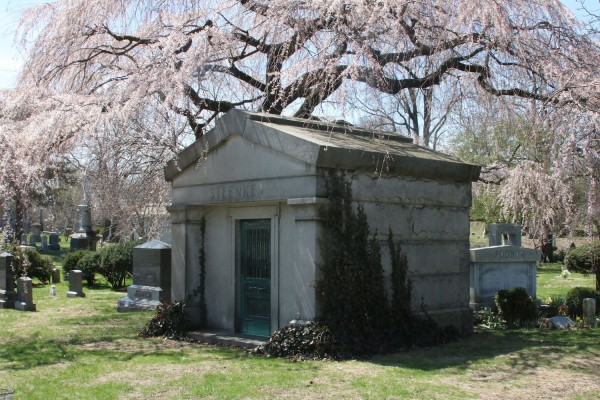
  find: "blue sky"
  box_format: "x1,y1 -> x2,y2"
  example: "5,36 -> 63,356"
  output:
0,0 -> 52,88
0,0 -> 596,89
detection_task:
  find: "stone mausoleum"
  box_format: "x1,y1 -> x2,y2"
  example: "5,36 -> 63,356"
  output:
470,223 -> 540,309
165,110 -> 480,337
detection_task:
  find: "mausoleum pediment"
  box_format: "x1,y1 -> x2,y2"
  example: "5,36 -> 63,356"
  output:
165,110 -> 480,184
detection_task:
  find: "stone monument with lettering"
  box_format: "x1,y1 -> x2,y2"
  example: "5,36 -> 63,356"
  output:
15,277 -> 37,311
470,223 -> 540,309
0,252 -> 16,309
117,240 -> 172,312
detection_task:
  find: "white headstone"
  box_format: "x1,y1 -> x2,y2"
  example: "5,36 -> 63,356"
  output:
583,298 -> 597,328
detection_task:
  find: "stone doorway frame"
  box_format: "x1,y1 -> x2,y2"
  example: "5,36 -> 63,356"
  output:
229,205 -> 280,336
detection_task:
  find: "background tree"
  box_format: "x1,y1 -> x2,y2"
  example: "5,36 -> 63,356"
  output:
449,91 -> 598,238
1,0 -> 599,237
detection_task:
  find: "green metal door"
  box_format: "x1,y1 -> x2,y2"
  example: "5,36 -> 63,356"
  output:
240,219 -> 271,337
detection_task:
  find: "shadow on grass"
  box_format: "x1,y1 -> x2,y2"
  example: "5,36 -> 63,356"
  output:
370,328 -> 600,372
0,338 -> 75,369
0,334 -> 256,371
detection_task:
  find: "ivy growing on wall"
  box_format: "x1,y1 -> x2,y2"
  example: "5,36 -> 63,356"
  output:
316,171 -> 415,356
388,229 -> 413,339
187,215 -> 207,327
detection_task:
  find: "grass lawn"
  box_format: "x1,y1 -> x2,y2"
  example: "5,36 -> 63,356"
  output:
1,279 -> 599,399
537,263 -> 597,300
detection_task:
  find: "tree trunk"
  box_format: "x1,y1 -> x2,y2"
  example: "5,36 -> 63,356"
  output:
15,193 -> 25,243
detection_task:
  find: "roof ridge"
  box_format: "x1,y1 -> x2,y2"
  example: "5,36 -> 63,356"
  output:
246,112 -> 413,143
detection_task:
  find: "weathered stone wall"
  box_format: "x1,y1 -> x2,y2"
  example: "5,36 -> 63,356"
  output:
353,174 -> 473,334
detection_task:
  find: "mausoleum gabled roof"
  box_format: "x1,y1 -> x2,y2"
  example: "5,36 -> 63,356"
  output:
165,109 -> 481,183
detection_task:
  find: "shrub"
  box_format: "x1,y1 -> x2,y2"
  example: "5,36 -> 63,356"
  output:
78,252 -> 101,286
258,322 -> 342,360
98,240 -> 140,289
564,241 -> 600,290
62,251 -> 86,275
565,287 -> 599,318
139,302 -> 187,339
554,248 -> 567,263
1,245 -> 54,284
23,249 -> 55,284
63,250 -> 98,286
494,287 -> 538,328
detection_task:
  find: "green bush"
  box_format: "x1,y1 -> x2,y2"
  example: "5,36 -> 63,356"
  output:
564,241 -> 600,290
495,287 -> 538,328
98,240 -> 140,289
1,245 -> 54,284
62,251 -> 86,274
79,252 -> 101,286
554,248 -> 567,263
63,250 -> 98,286
23,249 -> 55,284
565,287 -> 599,318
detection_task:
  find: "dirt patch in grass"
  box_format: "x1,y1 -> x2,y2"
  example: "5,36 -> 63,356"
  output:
75,338 -> 204,353
460,367 -> 600,399
438,352 -> 600,400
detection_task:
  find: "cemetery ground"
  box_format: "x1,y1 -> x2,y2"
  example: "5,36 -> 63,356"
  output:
0,266 -> 598,399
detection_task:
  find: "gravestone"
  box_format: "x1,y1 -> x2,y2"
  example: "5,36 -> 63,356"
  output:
28,235 -> 36,248
48,232 -> 61,250
583,298 -> 597,328
117,240 -> 171,312
14,277 -> 36,311
40,236 -> 48,251
0,252 -> 16,309
31,223 -> 42,243
66,270 -> 85,298
20,233 -> 27,245
545,315 -> 576,330
52,268 -> 61,284
70,197 -> 101,251
470,224 -> 540,309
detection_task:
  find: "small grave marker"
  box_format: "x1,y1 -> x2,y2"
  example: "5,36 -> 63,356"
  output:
66,270 -> 85,298
52,268 -> 61,284
14,277 -> 36,311
48,233 -> 61,250
40,236 -> 48,251
545,316 -> 576,330
583,298 -> 597,328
